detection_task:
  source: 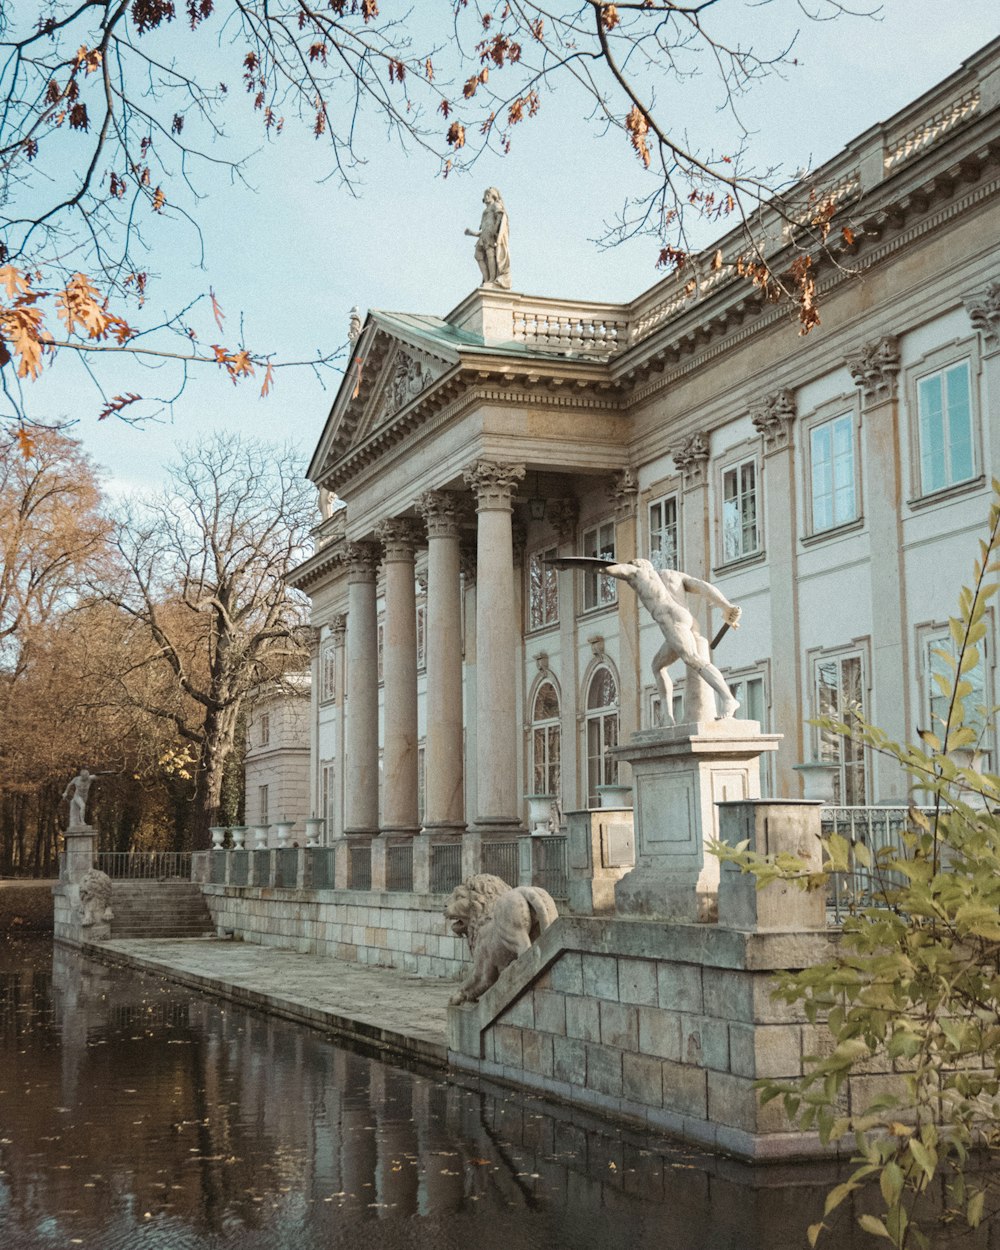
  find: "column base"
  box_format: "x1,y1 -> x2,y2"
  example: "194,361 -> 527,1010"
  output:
469,818 -> 524,838
419,822 -> 467,838
379,825 -> 421,839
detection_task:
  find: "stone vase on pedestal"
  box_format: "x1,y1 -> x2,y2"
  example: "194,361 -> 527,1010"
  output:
252,825 -> 269,850
210,826 -> 227,851
525,794 -> 554,836
304,818 -> 325,847
612,720 -> 781,922
273,821 -> 295,848
230,825 -> 247,850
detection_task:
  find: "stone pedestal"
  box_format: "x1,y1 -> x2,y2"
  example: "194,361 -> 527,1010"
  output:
612,721 -> 781,921
566,808 -> 635,915
54,826 -> 109,945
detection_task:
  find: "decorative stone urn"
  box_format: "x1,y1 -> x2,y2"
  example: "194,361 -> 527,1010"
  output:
525,794 -> 554,836
304,817 -> 325,847
597,783 -> 633,809
793,762 -> 839,803
273,821 -> 295,848
252,825 -> 269,850
230,825 -> 247,850
209,826 -> 227,851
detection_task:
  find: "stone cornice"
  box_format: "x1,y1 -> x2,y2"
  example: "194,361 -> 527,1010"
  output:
286,541 -> 345,592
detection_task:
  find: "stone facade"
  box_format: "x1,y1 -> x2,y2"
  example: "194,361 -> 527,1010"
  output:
244,680 -> 311,840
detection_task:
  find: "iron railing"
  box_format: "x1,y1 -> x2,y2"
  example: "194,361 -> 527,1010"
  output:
430,843 -> 463,894
251,849 -> 272,886
229,850 -> 249,887
386,843 -> 414,892
533,835 -> 569,899
308,847 -> 335,890
95,852 -> 192,880
348,843 -> 372,891
482,840 -> 519,887
209,852 -> 227,885
824,806 -> 934,923
275,847 -> 299,889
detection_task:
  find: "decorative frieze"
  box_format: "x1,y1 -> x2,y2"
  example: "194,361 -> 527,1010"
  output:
545,497 -> 579,544
344,541 -> 380,581
463,459 -> 526,511
965,281 -> 1000,350
673,433 -> 710,488
382,351 -> 432,420
376,517 -> 421,563
610,468 -> 639,519
749,389 -> 796,455
418,489 -> 464,539
846,335 -> 901,403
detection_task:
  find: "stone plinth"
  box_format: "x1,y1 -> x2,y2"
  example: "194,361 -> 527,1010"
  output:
718,800 -> 827,932
566,808 -> 635,915
612,721 -> 781,922
54,826 -> 103,946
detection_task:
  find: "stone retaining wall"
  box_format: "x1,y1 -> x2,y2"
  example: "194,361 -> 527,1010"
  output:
202,884 -> 466,979
0,880 -> 55,931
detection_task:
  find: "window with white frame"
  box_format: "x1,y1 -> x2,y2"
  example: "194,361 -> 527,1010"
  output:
727,669 -> 774,794
923,627 -> 993,768
530,679 -> 561,796
259,712 -> 270,747
586,666 -> 619,806
721,457 -> 760,563
320,642 -> 336,702
321,761 -> 336,833
258,784 -> 269,827
582,521 -> 616,610
917,359 -> 974,496
810,412 -> 857,532
648,494 -> 679,570
416,603 -> 427,671
813,650 -> 868,804
528,547 -> 559,630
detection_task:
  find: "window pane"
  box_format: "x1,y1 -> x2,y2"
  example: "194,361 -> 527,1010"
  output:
946,364 -> 973,485
649,496 -> 678,569
534,680 -> 560,721
588,667 -> 618,709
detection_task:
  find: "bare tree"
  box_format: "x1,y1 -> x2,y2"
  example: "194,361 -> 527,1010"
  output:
0,2 -> 871,426
107,432 -> 315,846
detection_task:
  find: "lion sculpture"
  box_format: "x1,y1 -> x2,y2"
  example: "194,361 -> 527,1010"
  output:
78,868 -> 114,928
445,872 -> 558,1005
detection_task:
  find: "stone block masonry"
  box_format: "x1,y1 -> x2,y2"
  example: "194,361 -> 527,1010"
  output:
202,883 -> 467,980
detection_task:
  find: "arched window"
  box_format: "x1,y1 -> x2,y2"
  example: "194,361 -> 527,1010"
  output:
586,666 -> 619,807
530,680 -> 561,797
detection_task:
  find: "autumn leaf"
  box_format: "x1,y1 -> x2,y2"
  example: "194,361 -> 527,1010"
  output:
98,393 -> 143,420
260,361 -> 275,397
601,5 -> 621,31
446,121 -> 466,149
1,305 -> 50,378
0,266 -> 32,299
16,425 -> 36,458
152,186 -> 166,212
842,226 -> 856,246
209,288 -> 225,332
625,104 -> 651,168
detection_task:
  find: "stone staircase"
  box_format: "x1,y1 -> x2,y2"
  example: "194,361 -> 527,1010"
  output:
110,881 -> 215,939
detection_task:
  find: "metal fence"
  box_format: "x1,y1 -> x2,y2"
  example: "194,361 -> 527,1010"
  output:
275,847 -> 299,889
209,852 -> 227,885
251,849 -> 272,886
430,843 -> 463,894
386,843 -> 414,892
482,840 -> 519,887
348,843 -> 372,891
95,852 -> 192,880
824,806 -> 934,923
308,847 -> 336,890
533,835 -> 569,898
229,850 -> 249,887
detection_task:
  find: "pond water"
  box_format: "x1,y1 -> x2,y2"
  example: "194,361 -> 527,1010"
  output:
0,935 -> 864,1250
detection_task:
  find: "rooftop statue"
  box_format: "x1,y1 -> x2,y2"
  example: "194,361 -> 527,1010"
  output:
548,557 -> 742,725
465,187 -> 511,290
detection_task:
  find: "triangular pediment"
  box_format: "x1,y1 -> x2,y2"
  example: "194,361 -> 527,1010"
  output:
307,312 -> 461,482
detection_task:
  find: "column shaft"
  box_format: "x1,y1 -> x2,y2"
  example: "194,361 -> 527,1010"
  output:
344,543 -> 380,835
378,520 -> 420,834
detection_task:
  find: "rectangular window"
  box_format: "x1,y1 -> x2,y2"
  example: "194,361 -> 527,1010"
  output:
416,604 -> 427,671
321,761 -> 335,833
814,651 -> 868,804
925,630 -> 992,769
648,494 -> 679,570
727,671 -> 773,794
528,546 -> 559,630
320,643 -> 336,702
258,784 -> 269,827
918,361 -> 973,495
582,521 -> 616,610
259,713 -> 270,747
648,690 -> 684,727
810,412 -> 856,532
722,458 -> 759,562
586,712 -> 619,806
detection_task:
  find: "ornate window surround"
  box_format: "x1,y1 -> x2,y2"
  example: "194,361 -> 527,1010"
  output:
800,391 -> 864,542
904,334 -> 984,509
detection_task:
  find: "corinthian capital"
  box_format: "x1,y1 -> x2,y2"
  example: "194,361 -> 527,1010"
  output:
610,468 -> 638,520
463,459 -> 526,511
418,489 -> 464,539
545,497 -> 579,544
750,388 -> 796,455
965,281 -> 1000,351
344,541 -> 380,581
673,432 -> 710,487
330,613 -> 347,646
376,517 -> 421,562
847,335 -> 900,404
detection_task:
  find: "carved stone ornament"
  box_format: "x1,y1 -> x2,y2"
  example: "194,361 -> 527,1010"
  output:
545,497 -> 579,544
672,432 -> 710,487
463,459 -> 526,511
418,490 -> 463,539
846,335 -> 901,403
344,540 -> 380,581
377,517 -> 421,562
383,351 -> 431,420
610,468 -> 639,519
750,389 -> 796,454
965,281 -> 1000,350
330,614 -> 348,646
306,624 -> 323,659
589,634 -> 606,661
348,306 -> 362,344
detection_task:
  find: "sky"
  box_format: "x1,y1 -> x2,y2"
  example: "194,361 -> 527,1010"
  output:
13,1 -> 997,496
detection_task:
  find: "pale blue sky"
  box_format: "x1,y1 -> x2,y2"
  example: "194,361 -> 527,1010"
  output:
18,2 -> 996,494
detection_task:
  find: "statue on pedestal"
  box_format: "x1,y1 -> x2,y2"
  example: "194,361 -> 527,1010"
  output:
465,188 -> 511,289
62,768 -> 111,830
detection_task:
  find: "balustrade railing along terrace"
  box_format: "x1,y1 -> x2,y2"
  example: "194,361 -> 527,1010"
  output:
823,806 -> 935,924
430,843 -> 463,894
96,852 -> 192,880
481,840 -> 520,887
386,843 -> 414,892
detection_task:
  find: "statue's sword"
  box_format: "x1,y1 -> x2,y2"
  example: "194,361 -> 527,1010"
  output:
544,556 -> 733,651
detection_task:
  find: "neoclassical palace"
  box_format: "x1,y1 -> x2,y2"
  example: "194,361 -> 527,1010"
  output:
285,39 -> 1000,848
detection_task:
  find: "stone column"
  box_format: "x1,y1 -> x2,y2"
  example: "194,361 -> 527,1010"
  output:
344,542 -> 380,836
548,497 -> 580,814
847,336 -> 907,800
418,491 -> 466,835
331,613 -> 347,841
306,625 -> 322,829
750,390 -> 802,795
463,459 -> 525,833
673,434 -> 716,721
377,519 -> 420,837
611,469 -> 640,764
